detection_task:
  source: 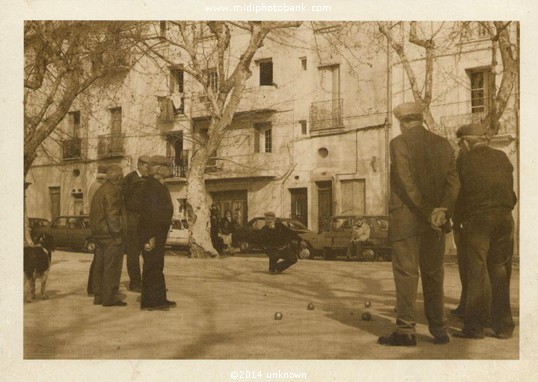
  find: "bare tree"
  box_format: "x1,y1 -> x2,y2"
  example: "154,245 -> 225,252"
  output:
24,21 -> 142,245
140,21 -> 302,258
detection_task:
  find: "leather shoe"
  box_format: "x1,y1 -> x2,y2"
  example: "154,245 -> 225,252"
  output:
103,301 -> 127,307
141,305 -> 170,311
165,300 -> 177,308
378,332 -> 417,346
433,335 -> 450,345
129,286 -> 141,293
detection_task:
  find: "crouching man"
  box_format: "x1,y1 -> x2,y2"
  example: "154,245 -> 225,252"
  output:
262,211 -> 300,274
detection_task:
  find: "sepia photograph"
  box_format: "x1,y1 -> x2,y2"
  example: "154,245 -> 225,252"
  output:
3,0 -> 538,380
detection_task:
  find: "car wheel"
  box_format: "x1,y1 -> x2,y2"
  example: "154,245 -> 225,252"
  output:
239,241 -> 250,253
85,241 -> 96,253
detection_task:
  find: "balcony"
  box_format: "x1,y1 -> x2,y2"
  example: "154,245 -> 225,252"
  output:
62,138 -> 82,160
97,134 -> 124,158
168,150 -> 189,178
310,99 -> 344,133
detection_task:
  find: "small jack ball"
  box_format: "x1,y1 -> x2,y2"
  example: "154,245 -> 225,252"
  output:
361,312 -> 372,321
274,312 -> 283,320
307,303 -> 315,310
364,301 -> 372,308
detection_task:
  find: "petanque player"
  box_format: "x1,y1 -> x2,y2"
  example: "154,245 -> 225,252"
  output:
261,211 -> 300,274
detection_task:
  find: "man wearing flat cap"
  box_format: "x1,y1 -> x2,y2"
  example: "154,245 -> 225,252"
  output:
90,165 -> 128,307
452,124 -> 517,340
378,102 -> 460,346
138,155 -> 176,311
261,211 -> 300,274
121,155 -> 150,292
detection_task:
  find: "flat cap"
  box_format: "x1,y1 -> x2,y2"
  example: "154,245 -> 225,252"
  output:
149,155 -> 170,166
393,102 -> 424,120
97,165 -> 108,174
138,155 -> 151,164
264,211 -> 276,218
456,123 -> 488,138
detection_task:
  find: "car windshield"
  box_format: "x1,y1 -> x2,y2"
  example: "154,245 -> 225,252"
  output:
284,220 -> 308,231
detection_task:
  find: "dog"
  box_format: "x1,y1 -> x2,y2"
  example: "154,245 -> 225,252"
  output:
24,233 -> 54,303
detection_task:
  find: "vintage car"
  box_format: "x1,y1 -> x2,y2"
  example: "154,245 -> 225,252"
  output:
32,215 -> 95,252
166,218 -> 189,248
298,215 -> 391,261
234,217 -> 310,253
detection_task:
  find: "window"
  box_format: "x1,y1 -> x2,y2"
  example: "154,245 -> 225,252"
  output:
300,57 -> 307,70
259,60 -> 273,86
204,68 -> 218,94
299,120 -> 307,135
69,111 -> 81,138
254,122 -> 272,153
109,107 -> 122,135
468,68 -> 494,114
51,217 -> 67,229
170,67 -> 184,93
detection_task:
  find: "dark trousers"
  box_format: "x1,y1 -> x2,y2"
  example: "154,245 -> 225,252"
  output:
463,211 -> 515,336
92,238 -> 124,305
125,213 -> 142,289
87,255 -> 95,294
454,229 -> 468,311
267,247 -> 298,273
141,226 -> 168,308
392,229 -> 447,338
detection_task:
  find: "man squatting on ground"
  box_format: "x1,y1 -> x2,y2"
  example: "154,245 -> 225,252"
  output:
138,155 -> 176,311
90,165 -> 128,307
261,211 -> 300,274
378,102 -> 460,346
121,155 -> 150,293
452,124 -> 517,340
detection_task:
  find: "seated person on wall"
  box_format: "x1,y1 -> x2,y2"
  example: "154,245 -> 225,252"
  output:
345,219 -> 371,261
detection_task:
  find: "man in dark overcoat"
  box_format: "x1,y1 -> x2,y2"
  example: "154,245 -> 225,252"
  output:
138,155 -> 176,311
452,124 -> 517,340
378,102 -> 460,346
90,165 -> 127,307
121,155 -> 150,292
261,212 -> 300,274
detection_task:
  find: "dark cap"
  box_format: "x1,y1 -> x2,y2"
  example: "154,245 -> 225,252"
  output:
393,102 -> 424,120
149,155 -> 169,166
138,155 -> 151,164
456,123 -> 488,138
264,211 -> 276,218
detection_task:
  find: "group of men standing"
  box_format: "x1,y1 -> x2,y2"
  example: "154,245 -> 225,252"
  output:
378,102 -> 516,346
88,155 -> 176,311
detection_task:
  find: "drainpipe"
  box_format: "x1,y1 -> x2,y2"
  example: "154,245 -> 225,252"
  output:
385,34 -> 392,215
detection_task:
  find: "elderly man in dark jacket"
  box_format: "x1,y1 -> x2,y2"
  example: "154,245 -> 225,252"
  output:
452,124 -> 517,340
378,102 -> 460,346
90,165 -> 127,307
261,212 -> 300,274
121,155 -> 150,292
138,155 -> 176,311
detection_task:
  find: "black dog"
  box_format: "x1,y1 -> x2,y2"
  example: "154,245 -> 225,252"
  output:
24,234 -> 54,302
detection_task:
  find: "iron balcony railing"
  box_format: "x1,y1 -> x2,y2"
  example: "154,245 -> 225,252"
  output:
310,98 -> 344,132
97,134 -> 124,158
62,138 -> 82,160
168,150 -> 189,178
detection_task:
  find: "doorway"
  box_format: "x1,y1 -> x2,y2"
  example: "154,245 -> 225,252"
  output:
316,181 -> 332,230
289,188 -> 308,228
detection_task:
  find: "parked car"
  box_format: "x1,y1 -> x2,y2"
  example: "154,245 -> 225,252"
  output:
28,217 -> 50,242
299,215 -> 392,261
235,217 -> 310,253
32,215 -> 95,252
166,218 -> 189,248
